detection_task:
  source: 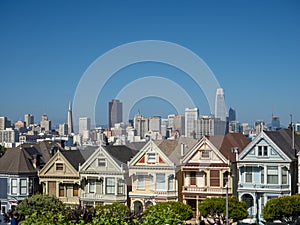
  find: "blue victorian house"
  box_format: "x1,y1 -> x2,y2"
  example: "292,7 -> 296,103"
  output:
237,129 -> 299,224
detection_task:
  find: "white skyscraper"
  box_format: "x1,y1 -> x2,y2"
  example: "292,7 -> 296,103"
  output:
214,88 -> 227,121
79,117 -> 91,135
185,108 -> 199,138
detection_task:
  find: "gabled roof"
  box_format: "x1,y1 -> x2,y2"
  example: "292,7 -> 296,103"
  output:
126,142 -> 147,151
264,129 -> 299,160
0,146 -> 36,174
79,146 -> 98,160
209,133 -> 250,162
60,150 -> 86,170
103,145 -> 138,166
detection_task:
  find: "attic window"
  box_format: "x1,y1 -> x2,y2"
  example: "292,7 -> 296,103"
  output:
147,153 -> 156,163
56,163 -> 64,171
258,146 -> 268,157
98,158 -> 106,167
201,150 -> 210,158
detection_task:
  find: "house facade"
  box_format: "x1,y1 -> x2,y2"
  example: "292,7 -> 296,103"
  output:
237,129 -> 299,224
181,133 -> 249,219
39,150 -> 86,207
128,137 -> 197,214
79,145 -> 137,207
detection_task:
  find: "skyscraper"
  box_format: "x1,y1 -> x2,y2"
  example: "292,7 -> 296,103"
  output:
215,88 -> 227,121
185,108 -> 198,138
40,114 -> 51,132
228,107 -> 236,122
79,117 -> 91,135
67,101 -> 73,134
24,114 -> 34,127
108,99 -> 123,128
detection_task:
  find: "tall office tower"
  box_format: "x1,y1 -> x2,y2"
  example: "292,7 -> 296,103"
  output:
0,116 -> 8,130
67,101 -> 73,134
40,114 -> 51,132
185,108 -> 199,138
228,108 -> 236,122
24,114 -> 34,127
79,117 -> 91,135
149,116 -> 161,133
215,88 -> 227,121
195,115 -> 215,138
174,114 -> 185,136
271,114 -> 280,131
168,114 -> 175,130
108,99 -> 123,128
59,123 -> 68,136
229,120 -> 241,133
134,113 -> 149,138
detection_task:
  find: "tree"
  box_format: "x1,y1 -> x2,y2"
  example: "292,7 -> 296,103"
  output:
198,197 -> 248,223
16,193 -> 66,216
262,194 -> 300,224
0,144 -> 6,157
142,201 -> 193,225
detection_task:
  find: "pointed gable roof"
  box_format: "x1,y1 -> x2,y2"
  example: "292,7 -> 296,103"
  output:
0,146 -> 36,174
103,145 -> 138,166
60,150 -> 86,170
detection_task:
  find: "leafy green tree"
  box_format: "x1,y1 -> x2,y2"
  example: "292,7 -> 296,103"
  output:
262,194 -> 300,224
199,197 -> 248,222
0,144 -> 6,157
142,201 -> 193,225
16,194 -> 67,220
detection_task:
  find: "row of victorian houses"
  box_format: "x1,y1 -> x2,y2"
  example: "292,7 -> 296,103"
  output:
0,128 -> 299,224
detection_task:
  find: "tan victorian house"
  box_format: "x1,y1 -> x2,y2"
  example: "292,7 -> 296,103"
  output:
38,150 -> 86,207
128,137 -> 197,214
181,133 -> 249,219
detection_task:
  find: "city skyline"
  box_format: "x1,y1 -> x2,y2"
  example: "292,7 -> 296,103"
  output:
0,1 -> 299,127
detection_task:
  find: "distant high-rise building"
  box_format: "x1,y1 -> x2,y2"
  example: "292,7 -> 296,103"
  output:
59,123 -> 68,136
174,114 -> 185,136
134,113 -> 149,138
67,101 -> 73,134
149,116 -> 161,133
228,108 -> 236,122
40,114 -> 51,132
229,121 -> 241,133
271,114 -> 280,131
79,117 -> 91,135
215,88 -> 227,121
185,108 -> 198,138
108,99 -> 123,128
24,114 -> 34,127
0,116 -> 8,130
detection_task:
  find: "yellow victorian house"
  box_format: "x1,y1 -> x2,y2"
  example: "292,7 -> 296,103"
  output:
128,137 -> 197,214
38,150 -> 87,207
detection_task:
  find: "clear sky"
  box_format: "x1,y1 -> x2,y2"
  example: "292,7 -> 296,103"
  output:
0,0 -> 299,128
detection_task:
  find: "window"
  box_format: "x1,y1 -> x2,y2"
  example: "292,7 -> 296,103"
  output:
137,175 -> 145,190
282,167 -> 288,184
106,178 -> 115,194
20,179 -> 27,195
11,179 -> 17,195
29,179 -> 33,194
147,153 -> 156,163
210,170 -> 220,186
245,167 -> 253,183
89,179 -> 96,193
201,150 -> 210,158
155,173 -> 166,191
59,184 -> 64,197
73,184 -> 79,197
267,166 -> 278,184
2,206 -> 6,214
168,175 -> 174,191
117,179 -> 124,194
190,172 -> 196,185
223,171 -> 229,187
98,158 -> 106,167
56,163 -> 63,171
258,146 -> 268,156
261,167 -> 264,183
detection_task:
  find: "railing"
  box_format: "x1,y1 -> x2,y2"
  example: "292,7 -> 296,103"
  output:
238,183 -> 290,190
153,191 -> 177,196
81,193 -> 126,201
59,196 -> 80,204
183,186 -> 232,194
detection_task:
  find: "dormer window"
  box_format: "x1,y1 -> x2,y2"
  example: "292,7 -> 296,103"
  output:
258,146 -> 268,157
201,150 -> 210,159
98,158 -> 106,167
147,153 -> 156,163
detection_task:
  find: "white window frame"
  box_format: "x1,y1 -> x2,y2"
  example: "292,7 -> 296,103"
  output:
137,175 -> 145,190
106,177 -> 115,195
147,153 -> 156,163
155,173 -> 166,191
98,158 -> 106,167
267,166 -> 278,184
245,167 -> 253,183
11,179 -> 18,195
89,179 -> 96,193
20,179 -> 27,195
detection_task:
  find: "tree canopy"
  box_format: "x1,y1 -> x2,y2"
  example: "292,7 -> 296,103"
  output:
262,194 -> 300,224
198,196 -> 248,222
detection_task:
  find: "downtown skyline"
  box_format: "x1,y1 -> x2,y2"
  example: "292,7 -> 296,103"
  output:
0,0 -> 300,127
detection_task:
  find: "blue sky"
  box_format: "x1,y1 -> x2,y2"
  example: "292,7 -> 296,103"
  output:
0,0 -> 299,127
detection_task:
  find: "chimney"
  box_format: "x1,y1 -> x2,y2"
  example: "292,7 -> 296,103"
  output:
32,154 -> 40,170
181,143 -> 185,157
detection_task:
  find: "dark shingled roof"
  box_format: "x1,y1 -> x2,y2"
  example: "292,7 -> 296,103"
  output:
209,133 -> 250,162
103,145 -> 138,166
60,150 -> 86,170
126,142 -> 147,151
0,146 -> 36,174
264,128 -> 300,160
